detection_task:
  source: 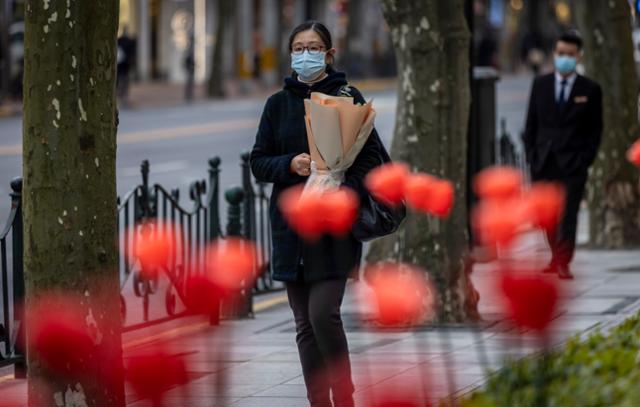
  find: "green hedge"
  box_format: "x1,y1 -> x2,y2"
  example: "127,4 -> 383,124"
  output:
461,314 -> 640,407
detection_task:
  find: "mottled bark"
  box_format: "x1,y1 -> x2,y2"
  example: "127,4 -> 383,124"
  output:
575,0 -> 640,247
23,0 -> 124,405
368,1 -> 479,323
208,0 -> 233,98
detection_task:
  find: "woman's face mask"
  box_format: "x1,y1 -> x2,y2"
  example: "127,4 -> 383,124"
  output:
291,50 -> 327,82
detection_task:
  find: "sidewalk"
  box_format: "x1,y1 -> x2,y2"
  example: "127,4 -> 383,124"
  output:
2,233 -> 640,406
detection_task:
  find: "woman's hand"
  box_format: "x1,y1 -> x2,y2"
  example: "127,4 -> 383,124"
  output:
290,153 -> 312,176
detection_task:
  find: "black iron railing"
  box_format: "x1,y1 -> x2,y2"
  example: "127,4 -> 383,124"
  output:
118,158 -> 218,331
0,178 -> 26,377
0,155 -> 276,377
241,152 -> 273,292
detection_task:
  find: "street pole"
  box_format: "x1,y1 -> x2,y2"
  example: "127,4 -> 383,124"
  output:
194,0 -> 206,83
260,0 -> 278,87
137,0 -> 151,81
237,0 -> 253,93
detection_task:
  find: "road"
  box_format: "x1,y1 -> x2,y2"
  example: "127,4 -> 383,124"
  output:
0,89 -> 403,223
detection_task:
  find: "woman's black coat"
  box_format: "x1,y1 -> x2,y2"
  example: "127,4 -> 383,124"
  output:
250,70 -> 383,283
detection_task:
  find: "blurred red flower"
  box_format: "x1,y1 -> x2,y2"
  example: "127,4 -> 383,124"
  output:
626,139 -> 640,167
321,188 -> 360,235
126,346 -> 188,404
404,174 -> 454,218
365,162 -> 410,206
183,273 -> 221,315
472,199 -> 525,247
134,221 -> 177,276
473,166 -> 522,201
28,296 -> 95,379
428,179 -> 455,218
363,263 -> 436,326
279,186 -> 326,240
370,400 -> 424,407
523,182 -> 565,232
279,185 -> 359,239
364,378 -> 433,407
404,173 -> 436,209
206,238 -> 258,293
500,272 -> 559,332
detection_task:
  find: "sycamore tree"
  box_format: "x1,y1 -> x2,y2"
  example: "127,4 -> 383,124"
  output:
574,0 -> 640,247
367,1 -> 479,322
22,0 -> 124,405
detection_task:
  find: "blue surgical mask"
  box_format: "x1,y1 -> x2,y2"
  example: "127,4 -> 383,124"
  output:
291,50 -> 327,82
554,55 -> 577,75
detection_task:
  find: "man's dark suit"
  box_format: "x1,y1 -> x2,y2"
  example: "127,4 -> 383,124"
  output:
523,73 -> 603,269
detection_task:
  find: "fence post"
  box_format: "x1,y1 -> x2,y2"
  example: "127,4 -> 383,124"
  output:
224,186 -> 252,318
240,152 -> 255,241
10,177 -> 26,378
208,157 -> 221,241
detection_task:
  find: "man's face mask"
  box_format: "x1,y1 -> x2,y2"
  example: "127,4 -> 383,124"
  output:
291,50 -> 327,82
554,55 -> 577,75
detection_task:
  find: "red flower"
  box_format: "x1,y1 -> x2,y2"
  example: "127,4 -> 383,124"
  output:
404,174 -> 455,218
365,162 -> 410,206
404,173 -> 436,209
472,199 -> 526,247
183,273 -> 221,314
523,182 -> 565,232
371,400 -> 424,407
279,186 -> 359,239
365,379 -> 433,407
321,188 -> 360,235
363,263 -> 436,326
627,139 -> 640,167
126,346 -> 188,404
134,221 -> 177,276
473,166 -> 523,201
279,186 -> 326,240
206,238 -> 258,293
28,296 -> 95,379
500,272 -> 559,332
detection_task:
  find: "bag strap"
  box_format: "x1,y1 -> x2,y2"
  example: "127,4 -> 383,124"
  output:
338,84 -> 353,97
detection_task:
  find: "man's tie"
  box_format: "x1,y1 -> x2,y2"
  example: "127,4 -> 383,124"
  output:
558,79 -> 568,112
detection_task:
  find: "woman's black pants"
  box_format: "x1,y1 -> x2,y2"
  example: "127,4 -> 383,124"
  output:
286,278 -> 355,407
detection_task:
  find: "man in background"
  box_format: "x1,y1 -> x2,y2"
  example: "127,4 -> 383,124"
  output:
523,30 -> 603,279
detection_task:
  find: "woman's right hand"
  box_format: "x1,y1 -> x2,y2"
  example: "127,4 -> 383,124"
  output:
290,153 -> 312,176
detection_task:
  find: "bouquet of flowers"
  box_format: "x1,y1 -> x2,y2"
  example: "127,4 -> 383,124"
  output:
303,92 -> 376,192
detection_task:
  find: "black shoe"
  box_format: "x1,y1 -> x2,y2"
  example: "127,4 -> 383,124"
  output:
557,265 -> 574,280
542,263 -> 557,274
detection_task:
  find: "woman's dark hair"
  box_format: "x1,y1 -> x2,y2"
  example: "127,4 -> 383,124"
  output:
288,20 -> 333,51
555,30 -> 583,50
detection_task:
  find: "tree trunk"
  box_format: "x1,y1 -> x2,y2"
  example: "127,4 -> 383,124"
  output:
368,1 -> 479,323
23,1 -> 124,405
574,0 -> 640,247
208,0 -> 233,97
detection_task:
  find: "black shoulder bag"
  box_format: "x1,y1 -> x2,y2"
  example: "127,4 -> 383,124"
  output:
336,84 -> 406,242
351,135 -> 406,242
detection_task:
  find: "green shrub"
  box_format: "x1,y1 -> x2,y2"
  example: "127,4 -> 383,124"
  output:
461,314 -> 640,406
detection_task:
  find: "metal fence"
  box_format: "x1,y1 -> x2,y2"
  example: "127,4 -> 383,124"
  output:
0,154 -> 274,376
0,178 -> 25,377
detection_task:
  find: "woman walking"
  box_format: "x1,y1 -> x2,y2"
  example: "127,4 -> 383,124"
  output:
250,21 -> 383,407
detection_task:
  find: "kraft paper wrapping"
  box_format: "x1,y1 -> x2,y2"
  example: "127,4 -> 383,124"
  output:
304,92 -> 373,173
302,92 -> 377,193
